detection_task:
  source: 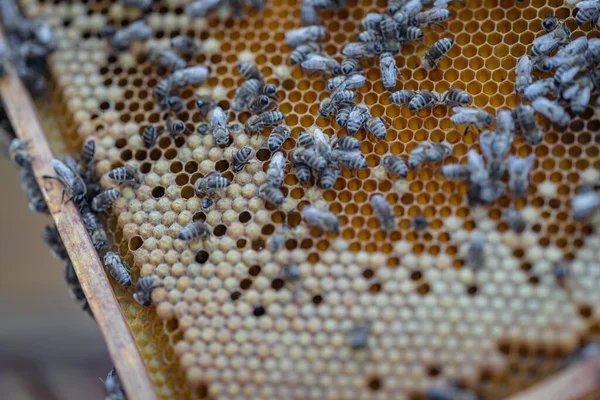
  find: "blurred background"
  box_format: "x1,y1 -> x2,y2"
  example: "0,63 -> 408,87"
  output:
0,155 -> 111,399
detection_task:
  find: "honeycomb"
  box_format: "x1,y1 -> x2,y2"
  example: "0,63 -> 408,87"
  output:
15,0 -> 600,398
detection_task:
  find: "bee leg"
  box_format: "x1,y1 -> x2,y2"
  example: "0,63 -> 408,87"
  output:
462,124 -> 472,136
430,22 -> 446,30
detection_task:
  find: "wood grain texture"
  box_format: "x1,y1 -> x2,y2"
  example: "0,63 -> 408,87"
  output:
0,37 -> 157,400
507,355 -> 600,400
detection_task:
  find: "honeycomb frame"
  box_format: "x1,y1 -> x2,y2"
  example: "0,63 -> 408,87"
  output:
15,0 -> 600,398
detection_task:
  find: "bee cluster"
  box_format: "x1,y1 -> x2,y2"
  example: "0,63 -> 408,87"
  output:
0,0 -> 58,94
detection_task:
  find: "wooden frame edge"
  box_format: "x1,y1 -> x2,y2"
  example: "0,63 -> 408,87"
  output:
507,354 -> 600,400
0,36 -> 158,400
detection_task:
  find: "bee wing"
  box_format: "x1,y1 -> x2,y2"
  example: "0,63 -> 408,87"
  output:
577,0 -> 600,9
467,149 -> 485,170
515,55 -> 533,75
562,83 -> 579,100
532,33 -> 559,53
478,132 -> 494,161
451,106 -> 477,115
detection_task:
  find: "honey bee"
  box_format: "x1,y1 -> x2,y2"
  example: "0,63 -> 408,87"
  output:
507,154 -> 536,197
439,87 -> 470,106
450,107 -> 494,134
179,220 -> 212,242
231,146 -> 252,173
522,78 -> 558,101
576,0 -> 600,26
332,89 -> 358,103
238,62 -> 264,81
302,205 -> 340,232
320,165 -> 340,189
80,203 -> 108,251
169,66 -> 210,88
562,75 -> 593,114
133,276 -> 157,307
495,109 -> 515,138
301,53 -> 341,75
283,263 -> 302,281
347,103 -> 370,135
407,142 -> 431,169
210,106 -> 230,146
289,42 -> 321,65
147,46 -> 186,71
341,57 -> 361,74
244,111 -> 286,134
154,78 -> 172,106
268,125 -> 291,152
410,213 -> 428,231
297,147 -> 328,171
185,0 -> 223,17
396,25 -> 425,41
165,96 -> 186,112
165,117 -> 187,138
334,74 -> 368,91
409,90 -> 441,111
104,368 -> 126,400
270,233 -> 287,252
318,97 -> 338,118
297,130 -> 315,148
259,183 -> 285,206
108,164 -> 142,187
531,97 -> 570,126
365,116 -> 388,140
333,150 -> 368,169
389,89 -> 417,105
65,259 -> 86,305
530,25 -> 571,57
80,139 -> 96,181
425,385 -> 479,400
466,149 -> 489,185
142,125 -> 159,148
502,207 -> 526,233
413,8 -> 452,27
293,161 -> 312,184
103,252 -> 131,288
358,30 -> 380,43
371,194 -> 396,232
424,142 -> 452,163
381,154 -> 408,178
515,55 -> 533,94
440,164 -> 471,181
110,20 -> 152,51
286,25 -> 326,47
342,41 -> 384,58
572,190 -> 600,220
512,105 -> 543,145
43,225 -> 68,261
333,104 -> 352,127
9,138 -> 30,168
380,52 -> 399,91
479,130 -> 512,179
43,159 -> 87,205
248,95 -> 274,112
550,37 -> 589,68
465,231 -> 485,271
301,0 -> 321,25
194,172 -> 231,195
91,189 -> 121,212
350,323 -> 371,350
421,37 -> 454,70
331,135 -> 361,151
360,13 -> 386,30
266,152 -> 287,187
171,35 -> 201,55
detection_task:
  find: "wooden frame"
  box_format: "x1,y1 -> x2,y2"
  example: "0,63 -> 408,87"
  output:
0,37 -> 157,400
507,354 -> 600,400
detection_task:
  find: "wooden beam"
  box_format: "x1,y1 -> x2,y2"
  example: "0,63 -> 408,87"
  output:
0,39 -> 157,400
507,355 -> 600,400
